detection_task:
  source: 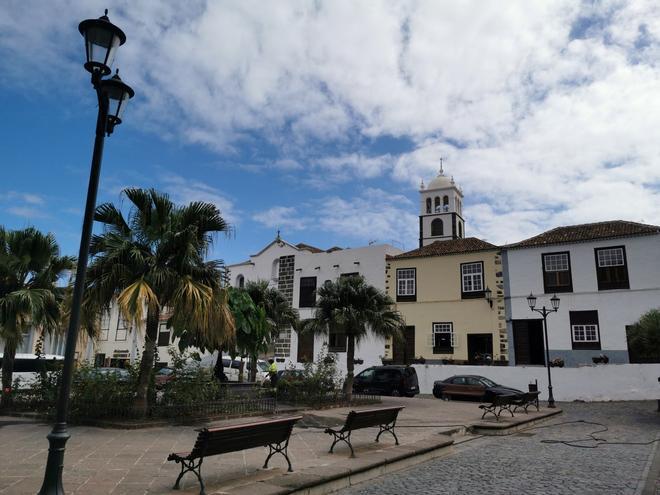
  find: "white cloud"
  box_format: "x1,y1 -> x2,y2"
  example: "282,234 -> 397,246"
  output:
7,206 -> 48,219
1,1 -> 660,244
257,188 -> 418,250
160,174 -> 237,223
252,206 -> 307,231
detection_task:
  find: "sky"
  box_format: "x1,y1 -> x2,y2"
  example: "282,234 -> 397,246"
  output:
1,0 -> 659,265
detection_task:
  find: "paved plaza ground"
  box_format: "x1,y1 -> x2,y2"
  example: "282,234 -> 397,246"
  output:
0,398 -> 656,494
338,401 -> 660,495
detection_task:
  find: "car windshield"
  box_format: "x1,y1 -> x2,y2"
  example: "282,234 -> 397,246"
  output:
480,377 -> 498,387
257,362 -> 269,372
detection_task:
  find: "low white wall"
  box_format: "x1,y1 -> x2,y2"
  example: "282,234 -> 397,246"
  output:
412,363 -> 660,402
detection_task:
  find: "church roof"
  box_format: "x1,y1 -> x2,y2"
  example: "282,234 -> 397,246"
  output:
295,242 -> 324,253
390,237 -> 498,259
505,220 -> 660,249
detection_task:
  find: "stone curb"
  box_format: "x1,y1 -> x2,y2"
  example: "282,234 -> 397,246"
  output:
220,435 -> 455,495
469,408 -> 563,435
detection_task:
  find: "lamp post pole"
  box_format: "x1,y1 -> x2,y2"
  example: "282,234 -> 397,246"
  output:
527,293 -> 560,409
39,11 -> 133,495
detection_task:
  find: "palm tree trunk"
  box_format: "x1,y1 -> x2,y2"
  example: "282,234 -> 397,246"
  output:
343,335 -> 355,402
249,353 -> 258,382
0,341 -> 17,408
214,348 -> 225,381
134,308 -> 159,416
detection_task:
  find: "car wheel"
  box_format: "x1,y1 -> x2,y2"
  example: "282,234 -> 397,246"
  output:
404,392 -> 416,398
441,392 -> 451,401
433,391 -> 442,399
390,388 -> 401,397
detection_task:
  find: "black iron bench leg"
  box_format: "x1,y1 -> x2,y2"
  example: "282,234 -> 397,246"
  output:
173,458 -> 205,495
375,421 -> 399,445
480,405 -> 497,420
263,439 -> 294,472
327,430 -> 354,457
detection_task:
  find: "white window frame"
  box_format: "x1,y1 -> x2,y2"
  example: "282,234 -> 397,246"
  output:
396,268 -> 416,297
571,324 -> 599,342
432,323 -> 455,348
544,253 -> 569,272
597,248 -> 625,267
99,312 -> 110,341
461,262 -> 483,293
115,317 -> 129,341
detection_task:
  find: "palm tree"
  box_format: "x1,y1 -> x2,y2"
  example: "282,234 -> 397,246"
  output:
85,188 -> 235,415
244,280 -> 299,381
302,275 -> 405,401
0,227 -> 75,407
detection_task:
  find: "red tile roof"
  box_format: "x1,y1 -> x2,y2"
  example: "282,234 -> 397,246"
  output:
389,237 -> 498,259
506,220 -> 660,249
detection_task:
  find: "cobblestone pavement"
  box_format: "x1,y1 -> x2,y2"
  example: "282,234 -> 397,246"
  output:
338,401 -> 660,495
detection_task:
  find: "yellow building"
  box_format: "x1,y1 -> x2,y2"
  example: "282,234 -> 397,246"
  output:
383,167 -> 507,364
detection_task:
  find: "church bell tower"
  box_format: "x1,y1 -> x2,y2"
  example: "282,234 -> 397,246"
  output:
419,161 -> 465,247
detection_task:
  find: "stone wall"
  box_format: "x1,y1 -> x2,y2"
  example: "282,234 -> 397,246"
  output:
274,255 -> 295,358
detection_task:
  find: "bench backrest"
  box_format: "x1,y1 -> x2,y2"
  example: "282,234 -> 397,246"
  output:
521,391 -> 540,401
342,406 -> 404,432
492,394 -> 518,406
189,416 -> 302,459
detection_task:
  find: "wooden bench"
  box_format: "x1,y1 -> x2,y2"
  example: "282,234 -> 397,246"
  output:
324,406 -> 404,457
479,394 -> 518,421
167,415 -> 302,495
512,391 -> 541,413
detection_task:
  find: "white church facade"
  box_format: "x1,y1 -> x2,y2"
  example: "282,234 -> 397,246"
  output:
226,237 -> 402,374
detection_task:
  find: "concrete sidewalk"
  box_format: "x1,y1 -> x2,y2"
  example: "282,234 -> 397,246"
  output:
0,396 -> 559,495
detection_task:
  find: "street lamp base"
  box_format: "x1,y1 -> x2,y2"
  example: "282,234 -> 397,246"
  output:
38,423 -> 70,495
547,384 -> 556,409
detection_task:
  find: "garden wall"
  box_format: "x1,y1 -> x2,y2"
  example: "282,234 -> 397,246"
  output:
412,363 -> 660,401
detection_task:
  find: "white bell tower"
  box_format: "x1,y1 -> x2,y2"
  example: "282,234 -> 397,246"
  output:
419,160 -> 465,247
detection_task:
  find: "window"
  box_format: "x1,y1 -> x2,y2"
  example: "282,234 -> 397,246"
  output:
299,277 -> 317,307
396,268 -> 416,302
157,323 -> 171,347
236,274 -> 245,288
461,262 -> 484,298
542,252 -> 573,293
426,198 -> 432,214
328,328 -> 346,352
434,196 -> 440,211
433,322 -> 454,353
572,325 -> 598,342
569,310 -> 600,350
115,317 -> 129,341
595,246 -> 629,290
431,218 -> 443,236
443,195 -> 449,212
458,222 -> 463,238
100,312 -> 110,341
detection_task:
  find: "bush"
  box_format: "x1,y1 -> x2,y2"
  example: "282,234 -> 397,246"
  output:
276,345 -> 343,405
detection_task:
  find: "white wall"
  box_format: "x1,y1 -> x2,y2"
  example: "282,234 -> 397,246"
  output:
413,363 -> 660,401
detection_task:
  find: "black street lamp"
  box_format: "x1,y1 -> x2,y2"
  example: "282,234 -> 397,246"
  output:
39,10 -> 134,495
527,292 -> 560,408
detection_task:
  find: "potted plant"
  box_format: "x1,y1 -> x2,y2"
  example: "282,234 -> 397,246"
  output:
549,357 -> 564,368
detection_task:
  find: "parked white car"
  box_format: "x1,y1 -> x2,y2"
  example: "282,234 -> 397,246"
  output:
0,353 -> 64,389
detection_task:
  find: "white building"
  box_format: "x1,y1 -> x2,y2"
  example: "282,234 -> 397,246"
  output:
502,220 -> 660,367
227,235 -> 402,374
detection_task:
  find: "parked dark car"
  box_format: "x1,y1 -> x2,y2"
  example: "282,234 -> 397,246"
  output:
433,375 -> 522,402
353,365 -> 420,397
